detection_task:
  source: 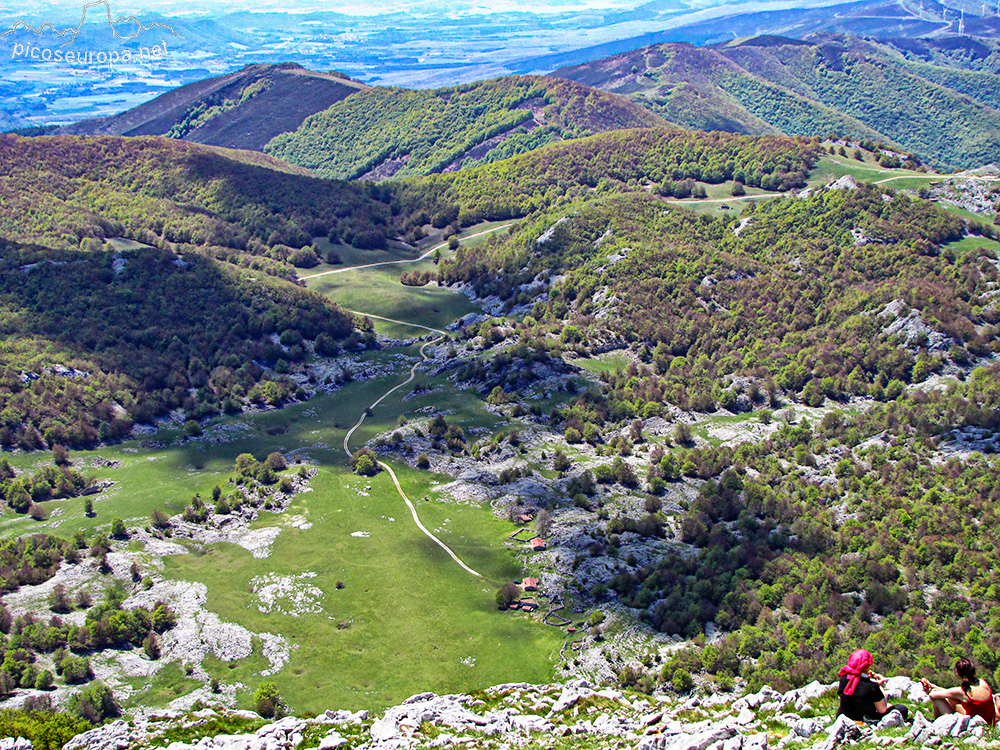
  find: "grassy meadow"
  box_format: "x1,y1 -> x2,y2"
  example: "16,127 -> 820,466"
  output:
0,222 -> 565,714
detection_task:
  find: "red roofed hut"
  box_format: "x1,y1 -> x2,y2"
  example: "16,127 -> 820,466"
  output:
530,538 -> 546,551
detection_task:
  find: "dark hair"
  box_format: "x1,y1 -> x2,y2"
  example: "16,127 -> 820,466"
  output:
955,658 -> 977,695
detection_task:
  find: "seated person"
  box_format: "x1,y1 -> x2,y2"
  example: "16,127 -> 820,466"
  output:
921,658 -> 997,726
837,649 -> 909,723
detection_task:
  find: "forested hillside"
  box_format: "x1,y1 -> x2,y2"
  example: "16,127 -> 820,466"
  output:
0,135 -> 392,265
434,178 -> 1000,691
263,76 -> 668,180
393,128 -> 820,233
0,135 -> 377,451
443,186 -> 997,406
554,35 -> 1000,169
631,367 -> 1000,692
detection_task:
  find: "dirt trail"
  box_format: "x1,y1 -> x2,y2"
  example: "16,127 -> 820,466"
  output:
300,224 -> 512,280
329,225 -> 517,579
341,311 -> 481,578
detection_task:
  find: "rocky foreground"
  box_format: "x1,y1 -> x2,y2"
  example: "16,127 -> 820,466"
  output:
10,678 -> 996,750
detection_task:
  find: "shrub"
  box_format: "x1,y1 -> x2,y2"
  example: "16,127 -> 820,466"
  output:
253,681 -> 283,719
0,707 -> 91,750
110,518 -> 127,539
288,247 -> 320,268
350,448 -> 380,476
142,633 -> 160,660
671,668 -> 695,693
69,682 -> 119,723
48,584 -> 72,614
264,452 -> 287,472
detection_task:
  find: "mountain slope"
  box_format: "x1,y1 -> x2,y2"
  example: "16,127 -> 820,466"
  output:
0,135 -> 379,449
553,36 -> 1000,169
0,134 -> 390,259
440,183 -> 998,403
56,63 -> 366,152
393,128 -> 820,234
263,75 -> 670,180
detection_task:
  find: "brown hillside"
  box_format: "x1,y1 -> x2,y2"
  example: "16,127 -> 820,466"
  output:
57,63 -> 366,152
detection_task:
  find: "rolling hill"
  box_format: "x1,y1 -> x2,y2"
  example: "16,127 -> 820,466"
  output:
55,63 -> 366,152
263,75 -> 670,180
553,35 -> 1000,169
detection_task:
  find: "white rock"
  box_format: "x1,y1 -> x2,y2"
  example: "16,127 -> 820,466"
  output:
882,676 -> 924,702
318,733 -> 348,750
792,717 -> 825,737
510,714 -> 553,733
877,709 -> 906,728
636,725 -> 739,750
928,712 -> 970,737
905,710 -> 932,743
733,686 -> 783,712
826,714 -> 865,744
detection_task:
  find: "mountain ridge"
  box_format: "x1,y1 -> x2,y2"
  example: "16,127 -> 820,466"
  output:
552,34 -> 1000,168
55,63 -> 366,153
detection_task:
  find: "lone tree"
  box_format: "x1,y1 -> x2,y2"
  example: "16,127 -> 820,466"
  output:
110,518 -> 128,540
495,582 -> 520,609
350,448 -> 381,477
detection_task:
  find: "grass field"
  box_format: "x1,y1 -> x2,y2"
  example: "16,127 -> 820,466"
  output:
307,270 -> 477,339
944,234 -> 1000,254
574,352 -> 631,375
655,156 -> 938,221
304,224 -> 510,338
164,461 -> 563,713
808,154 -> 930,188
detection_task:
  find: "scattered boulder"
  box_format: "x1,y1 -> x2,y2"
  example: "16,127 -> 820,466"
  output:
877,708 -> 906,729
733,685 -> 784,712
53,678 -> 994,750
791,717 -> 825,738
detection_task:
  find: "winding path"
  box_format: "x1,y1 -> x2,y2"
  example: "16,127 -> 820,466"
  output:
301,224 -> 512,281
327,226 -> 517,579
340,312 -> 481,578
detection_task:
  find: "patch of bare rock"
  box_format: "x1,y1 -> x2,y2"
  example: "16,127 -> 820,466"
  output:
29,678 -> 996,750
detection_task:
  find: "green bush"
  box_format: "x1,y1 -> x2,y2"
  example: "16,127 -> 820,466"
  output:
253,681 -> 283,719
0,708 -> 91,750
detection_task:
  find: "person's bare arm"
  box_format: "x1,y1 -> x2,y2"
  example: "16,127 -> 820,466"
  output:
871,672 -> 890,712
928,686 -> 966,701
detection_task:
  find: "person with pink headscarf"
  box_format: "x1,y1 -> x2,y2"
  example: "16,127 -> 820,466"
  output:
836,649 -> 909,723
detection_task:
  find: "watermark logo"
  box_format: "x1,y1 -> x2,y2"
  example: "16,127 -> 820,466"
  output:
3,0 -> 183,67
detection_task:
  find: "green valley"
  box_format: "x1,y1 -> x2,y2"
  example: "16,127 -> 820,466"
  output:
0,73 -> 999,738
